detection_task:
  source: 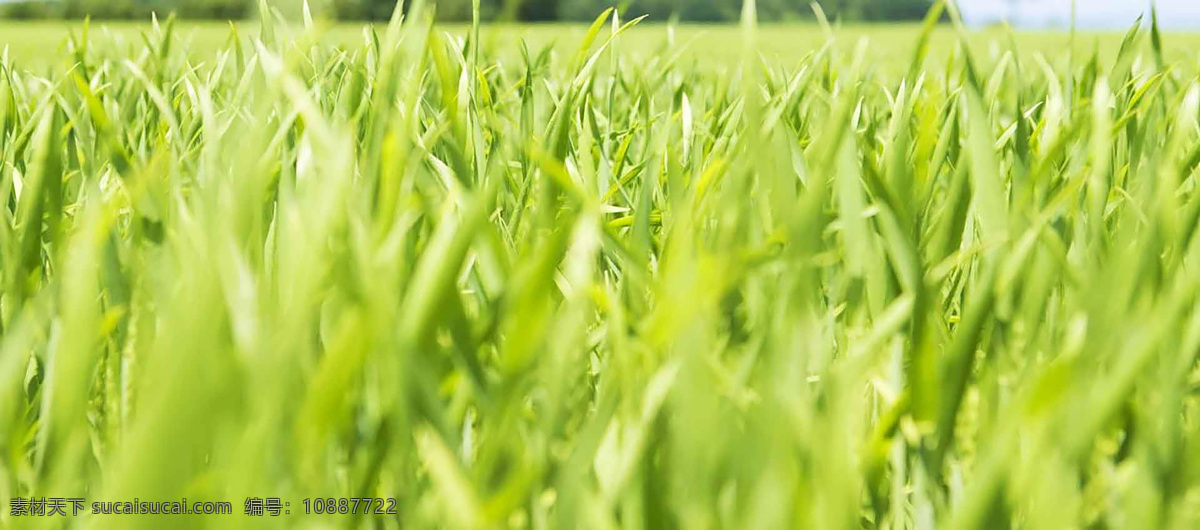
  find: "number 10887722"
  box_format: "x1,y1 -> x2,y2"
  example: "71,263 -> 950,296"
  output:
302,498 -> 398,515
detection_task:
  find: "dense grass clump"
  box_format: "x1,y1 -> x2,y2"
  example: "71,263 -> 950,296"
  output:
1,1 -> 1200,528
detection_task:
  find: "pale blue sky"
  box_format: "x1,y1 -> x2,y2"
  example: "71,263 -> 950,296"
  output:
958,0 -> 1200,30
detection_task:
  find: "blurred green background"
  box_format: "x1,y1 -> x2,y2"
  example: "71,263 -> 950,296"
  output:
0,0 -> 934,22
4,18 -> 1200,71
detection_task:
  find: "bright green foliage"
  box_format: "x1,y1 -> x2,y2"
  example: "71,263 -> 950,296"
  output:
1,2 -> 1200,529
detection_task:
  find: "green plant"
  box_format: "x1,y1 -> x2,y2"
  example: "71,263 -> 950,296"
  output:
0,1 -> 1198,529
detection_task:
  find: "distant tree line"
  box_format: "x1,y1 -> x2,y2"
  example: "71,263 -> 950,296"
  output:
0,0 -> 934,22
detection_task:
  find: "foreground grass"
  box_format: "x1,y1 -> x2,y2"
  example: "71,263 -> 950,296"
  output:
2,1 -> 1200,528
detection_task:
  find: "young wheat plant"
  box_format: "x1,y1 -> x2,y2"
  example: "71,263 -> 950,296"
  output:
0,1 -> 1199,528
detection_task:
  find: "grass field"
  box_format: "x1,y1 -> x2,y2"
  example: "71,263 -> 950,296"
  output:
2,0 -> 1200,528
6,18 -> 1200,70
